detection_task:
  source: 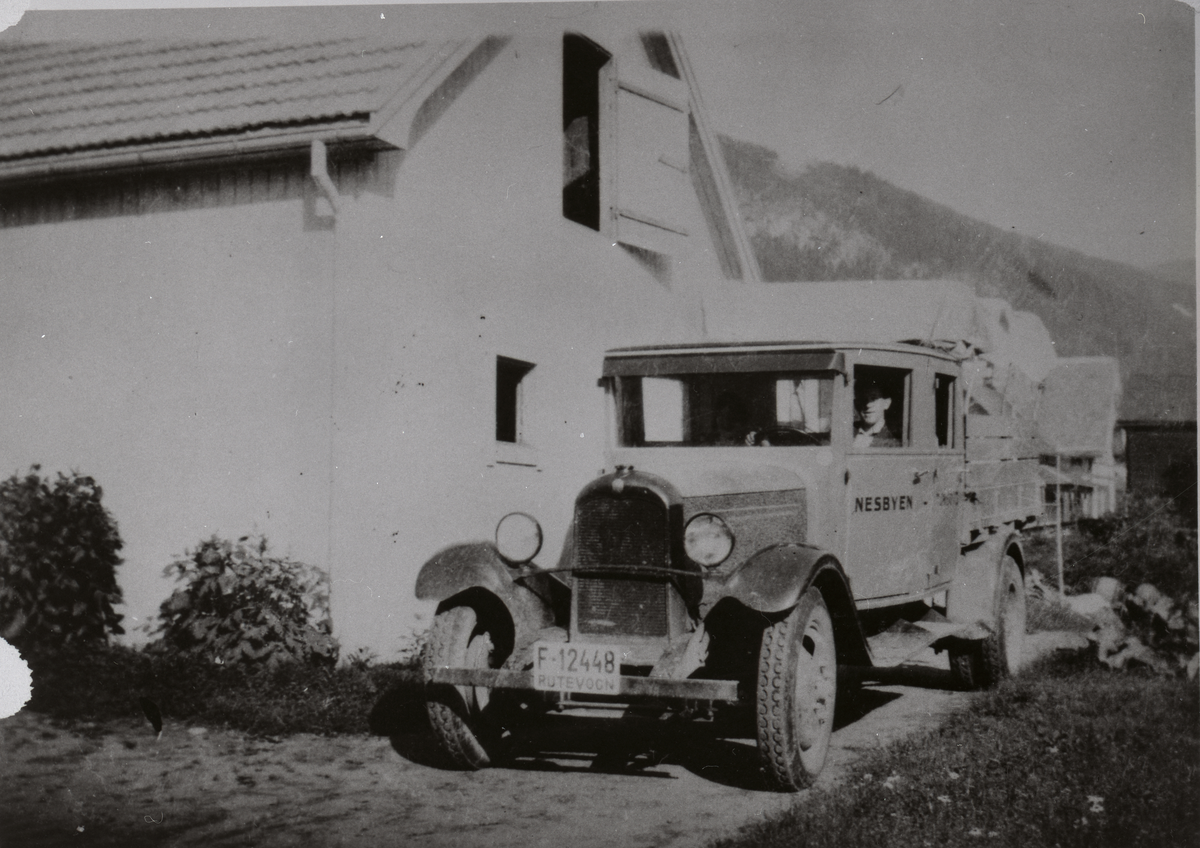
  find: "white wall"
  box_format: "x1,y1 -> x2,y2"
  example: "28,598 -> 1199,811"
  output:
325,33 -> 726,653
0,31 -> 733,657
0,197 -> 335,640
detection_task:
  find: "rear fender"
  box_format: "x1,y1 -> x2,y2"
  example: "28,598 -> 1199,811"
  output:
722,544 -> 871,667
946,533 -> 1024,629
415,542 -> 563,647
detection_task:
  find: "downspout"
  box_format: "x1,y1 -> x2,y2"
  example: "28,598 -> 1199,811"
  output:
309,138 -> 339,597
310,139 -> 340,217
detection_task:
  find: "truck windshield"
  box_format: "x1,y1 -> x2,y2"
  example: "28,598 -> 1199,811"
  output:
617,372 -> 834,447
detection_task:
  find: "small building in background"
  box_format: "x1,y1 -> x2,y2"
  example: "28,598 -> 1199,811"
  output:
1118,373 -> 1197,519
1035,357 -> 1122,522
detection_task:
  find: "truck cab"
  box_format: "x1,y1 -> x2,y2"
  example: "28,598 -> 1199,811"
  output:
416,341 -> 1029,791
602,342 -> 964,610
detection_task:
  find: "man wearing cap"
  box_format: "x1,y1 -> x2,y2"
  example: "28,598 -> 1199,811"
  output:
854,383 -> 900,447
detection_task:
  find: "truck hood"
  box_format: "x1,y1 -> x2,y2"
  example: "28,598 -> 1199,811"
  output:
606,447 -> 826,498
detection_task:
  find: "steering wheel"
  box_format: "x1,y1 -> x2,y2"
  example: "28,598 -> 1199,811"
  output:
752,427 -> 823,447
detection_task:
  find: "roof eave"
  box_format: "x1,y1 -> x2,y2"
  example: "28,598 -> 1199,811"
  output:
0,122 -> 393,184
369,36 -> 498,149
667,31 -> 762,283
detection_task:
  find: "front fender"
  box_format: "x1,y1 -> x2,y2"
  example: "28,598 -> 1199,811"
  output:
716,544 -> 871,667
415,542 -> 564,641
722,543 -> 833,614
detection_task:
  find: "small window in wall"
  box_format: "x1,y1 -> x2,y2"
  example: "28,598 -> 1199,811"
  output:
934,373 -> 957,448
853,365 -> 910,448
496,357 -> 535,443
563,34 -> 612,230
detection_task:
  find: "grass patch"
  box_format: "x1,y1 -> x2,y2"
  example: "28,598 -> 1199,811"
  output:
22,644 -> 424,737
713,652 -> 1199,848
1025,595 -> 1097,634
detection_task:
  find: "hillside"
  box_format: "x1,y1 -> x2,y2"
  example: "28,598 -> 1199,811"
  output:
1149,258 -> 1197,292
720,136 -> 1196,421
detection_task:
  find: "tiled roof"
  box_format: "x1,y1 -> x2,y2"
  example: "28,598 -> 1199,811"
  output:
0,37 -> 458,164
1037,357 -> 1121,455
1121,372 -> 1197,423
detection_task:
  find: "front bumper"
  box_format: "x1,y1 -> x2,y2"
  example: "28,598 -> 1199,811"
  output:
426,666 -> 743,704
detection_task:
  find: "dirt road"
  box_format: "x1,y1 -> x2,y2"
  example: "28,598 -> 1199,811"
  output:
0,636 -> 1079,848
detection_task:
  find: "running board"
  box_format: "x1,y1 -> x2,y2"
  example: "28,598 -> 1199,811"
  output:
866,610 -> 990,667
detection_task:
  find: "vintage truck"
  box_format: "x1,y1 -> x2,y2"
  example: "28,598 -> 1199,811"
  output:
415,324 -> 1046,790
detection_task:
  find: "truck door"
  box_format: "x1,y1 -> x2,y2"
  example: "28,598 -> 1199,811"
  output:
925,368 -> 963,588
843,358 -> 957,602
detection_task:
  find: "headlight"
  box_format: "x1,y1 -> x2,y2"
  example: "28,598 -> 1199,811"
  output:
495,512 -> 543,564
684,513 -> 734,568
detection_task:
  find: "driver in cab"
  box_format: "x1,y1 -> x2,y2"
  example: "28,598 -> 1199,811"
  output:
854,382 -> 900,448
742,378 -> 829,447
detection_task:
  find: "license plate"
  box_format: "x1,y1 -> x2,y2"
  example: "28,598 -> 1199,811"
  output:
531,643 -> 622,694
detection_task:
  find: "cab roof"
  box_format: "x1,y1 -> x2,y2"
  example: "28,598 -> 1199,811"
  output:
606,340 -> 949,356
602,341 -> 959,377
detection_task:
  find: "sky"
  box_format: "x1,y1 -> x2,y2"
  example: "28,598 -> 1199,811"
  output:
2,0 -> 1195,271
687,0 -> 1196,271
0,0 -> 1192,652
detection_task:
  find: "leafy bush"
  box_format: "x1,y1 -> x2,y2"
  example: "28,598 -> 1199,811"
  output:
154,534 -> 338,667
0,466 -> 124,651
1025,495 -> 1198,600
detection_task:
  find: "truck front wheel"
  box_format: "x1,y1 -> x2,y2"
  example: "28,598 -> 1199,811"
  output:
950,555 -> 1026,690
755,587 -> 838,791
424,605 -> 510,769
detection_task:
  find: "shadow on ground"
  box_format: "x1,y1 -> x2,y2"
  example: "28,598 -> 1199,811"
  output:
371,660 -> 953,791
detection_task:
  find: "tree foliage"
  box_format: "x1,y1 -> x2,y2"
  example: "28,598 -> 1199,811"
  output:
1068,495 -> 1198,600
154,534 -> 338,667
0,465 -> 125,650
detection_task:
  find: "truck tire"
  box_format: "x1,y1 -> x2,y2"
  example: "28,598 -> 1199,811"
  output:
756,588 -> 837,791
424,605 -> 510,769
950,555 -> 1026,690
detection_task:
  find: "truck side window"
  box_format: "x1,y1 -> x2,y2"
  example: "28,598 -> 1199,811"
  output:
853,365 -> 908,448
935,373 -> 957,447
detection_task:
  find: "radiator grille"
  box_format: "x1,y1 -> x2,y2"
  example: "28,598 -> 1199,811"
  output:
575,574 -> 670,637
575,496 -> 668,568
574,494 -> 672,638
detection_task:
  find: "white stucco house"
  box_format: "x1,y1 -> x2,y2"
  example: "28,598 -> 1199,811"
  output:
0,25 -> 762,654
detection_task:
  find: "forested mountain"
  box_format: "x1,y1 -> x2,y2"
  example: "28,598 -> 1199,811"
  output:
720,136 -> 1196,421
1149,258 -> 1197,292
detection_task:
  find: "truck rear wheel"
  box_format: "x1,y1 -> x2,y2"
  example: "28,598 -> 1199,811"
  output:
424,605 -> 510,769
756,588 -> 837,791
950,555 -> 1026,690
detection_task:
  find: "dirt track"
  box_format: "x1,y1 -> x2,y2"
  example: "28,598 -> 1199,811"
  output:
0,635 -> 1079,848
